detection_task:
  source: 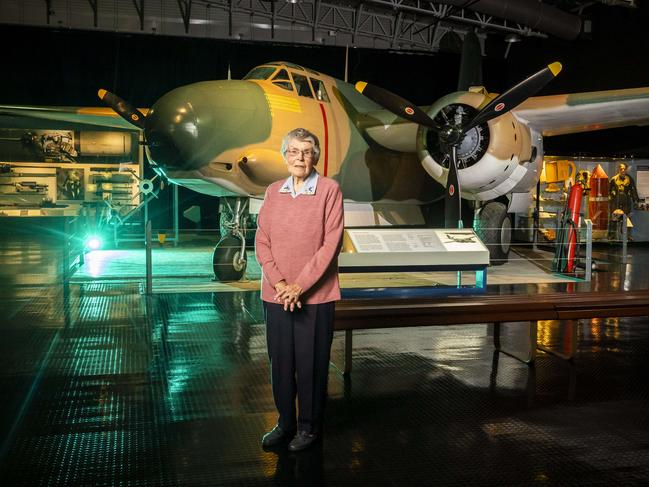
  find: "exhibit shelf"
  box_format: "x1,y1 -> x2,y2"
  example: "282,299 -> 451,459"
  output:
0,206 -> 80,217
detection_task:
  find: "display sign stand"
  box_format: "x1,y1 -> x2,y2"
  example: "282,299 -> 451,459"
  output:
338,228 -> 490,298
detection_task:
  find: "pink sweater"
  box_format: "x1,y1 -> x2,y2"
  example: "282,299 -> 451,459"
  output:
255,176 -> 344,304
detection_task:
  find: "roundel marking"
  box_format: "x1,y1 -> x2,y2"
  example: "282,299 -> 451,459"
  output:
131,114 -> 139,121
449,184 -> 455,196
494,102 -> 505,112
404,106 -> 415,115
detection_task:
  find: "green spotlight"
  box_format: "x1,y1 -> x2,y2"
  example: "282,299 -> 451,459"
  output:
85,235 -> 102,250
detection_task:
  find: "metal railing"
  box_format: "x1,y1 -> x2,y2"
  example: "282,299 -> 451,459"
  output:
488,219 -> 595,281
61,213 -> 87,283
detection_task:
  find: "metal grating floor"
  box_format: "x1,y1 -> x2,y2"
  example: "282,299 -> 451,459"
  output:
1,233 -> 649,485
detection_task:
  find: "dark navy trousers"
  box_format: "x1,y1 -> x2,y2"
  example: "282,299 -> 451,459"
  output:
264,301 -> 335,434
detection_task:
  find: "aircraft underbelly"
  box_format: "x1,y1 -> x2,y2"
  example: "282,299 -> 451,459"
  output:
167,178 -> 240,197
165,169 -> 255,197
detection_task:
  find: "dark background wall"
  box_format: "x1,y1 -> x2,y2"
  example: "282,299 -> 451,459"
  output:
504,3 -> 649,157
1,25 -> 479,105
1,3 -> 648,229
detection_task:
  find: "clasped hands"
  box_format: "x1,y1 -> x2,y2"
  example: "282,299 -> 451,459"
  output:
274,280 -> 303,311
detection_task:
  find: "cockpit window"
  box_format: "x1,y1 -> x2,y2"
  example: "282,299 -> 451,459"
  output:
243,66 -> 276,80
309,78 -> 330,102
271,68 -> 293,91
283,62 -> 305,70
272,69 -> 291,82
292,73 -> 314,98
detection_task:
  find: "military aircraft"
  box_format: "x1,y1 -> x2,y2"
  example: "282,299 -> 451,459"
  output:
2,52 -> 649,280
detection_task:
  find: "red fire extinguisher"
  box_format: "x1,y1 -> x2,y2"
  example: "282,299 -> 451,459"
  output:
565,182 -> 584,273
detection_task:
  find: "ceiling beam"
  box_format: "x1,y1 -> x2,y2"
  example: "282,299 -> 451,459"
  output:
87,0 -> 98,28
132,0 -> 145,31
177,0 -> 193,34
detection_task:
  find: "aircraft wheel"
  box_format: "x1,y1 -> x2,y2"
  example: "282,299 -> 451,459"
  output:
475,201 -> 511,265
212,235 -> 247,281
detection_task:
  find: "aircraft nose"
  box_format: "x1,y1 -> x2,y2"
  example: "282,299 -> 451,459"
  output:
145,89 -> 204,170
144,81 -> 271,171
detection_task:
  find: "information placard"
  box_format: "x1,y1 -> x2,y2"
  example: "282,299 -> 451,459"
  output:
347,229 -> 443,253
636,166 -> 649,199
341,228 -> 489,268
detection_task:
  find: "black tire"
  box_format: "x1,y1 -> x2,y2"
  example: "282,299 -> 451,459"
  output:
474,201 -> 512,265
212,235 -> 247,281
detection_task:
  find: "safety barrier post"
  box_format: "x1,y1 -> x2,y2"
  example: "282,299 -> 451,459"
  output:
622,214 -> 628,264
585,219 -> 592,282
145,220 -> 152,294
62,217 -> 70,283
174,184 -> 179,247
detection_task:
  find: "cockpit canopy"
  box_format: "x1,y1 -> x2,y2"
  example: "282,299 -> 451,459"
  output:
243,62 -> 330,102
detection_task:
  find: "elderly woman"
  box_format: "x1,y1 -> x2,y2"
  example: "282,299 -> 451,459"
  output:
255,127 -> 344,452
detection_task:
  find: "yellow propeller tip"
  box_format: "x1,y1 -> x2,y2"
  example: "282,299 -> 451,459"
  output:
97,89 -> 107,99
548,62 -> 562,76
355,81 -> 368,93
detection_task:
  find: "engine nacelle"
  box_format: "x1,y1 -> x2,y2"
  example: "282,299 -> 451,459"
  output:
417,91 -> 542,202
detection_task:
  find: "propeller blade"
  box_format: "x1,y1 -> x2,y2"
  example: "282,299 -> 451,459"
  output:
457,31 -> 483,91
97,89 -> 146,129
355,82 -> 442,131
464,62 -> 562,131
444,145 -> 462,229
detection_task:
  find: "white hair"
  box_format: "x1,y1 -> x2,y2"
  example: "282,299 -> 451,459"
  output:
280,128 -> 321,163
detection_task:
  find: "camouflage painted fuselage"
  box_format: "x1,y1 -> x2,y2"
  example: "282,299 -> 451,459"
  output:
143,61 -> 443,204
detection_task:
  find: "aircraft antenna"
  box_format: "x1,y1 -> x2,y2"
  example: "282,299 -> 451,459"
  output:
344,45 -> 349,83
227,63 -> 232,81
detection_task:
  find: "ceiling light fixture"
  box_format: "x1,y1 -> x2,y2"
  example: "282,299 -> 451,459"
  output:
504,33 -> 522,43
503,33 -> 522,59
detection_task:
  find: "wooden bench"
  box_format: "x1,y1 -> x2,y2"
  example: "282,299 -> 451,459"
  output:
334,290 -> 649,373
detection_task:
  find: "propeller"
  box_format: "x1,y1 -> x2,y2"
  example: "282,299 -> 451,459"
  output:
463,62 -> 562,131
355,61 -> 562,228
98,89 -> 147,129
355,82 -> 442,131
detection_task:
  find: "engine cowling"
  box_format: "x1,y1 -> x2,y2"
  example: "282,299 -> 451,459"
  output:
417,90 -> 540,202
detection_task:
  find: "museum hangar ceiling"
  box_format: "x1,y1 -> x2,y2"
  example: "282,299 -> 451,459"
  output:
0,1 -> 640,54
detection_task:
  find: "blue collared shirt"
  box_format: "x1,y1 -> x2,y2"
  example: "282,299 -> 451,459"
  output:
279,169 -> 319,198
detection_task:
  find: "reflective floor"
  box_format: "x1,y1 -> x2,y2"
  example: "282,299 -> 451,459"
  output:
1,230 -> 649,486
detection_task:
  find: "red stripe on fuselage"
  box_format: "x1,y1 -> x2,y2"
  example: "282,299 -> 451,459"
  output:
318,104 -> 329,176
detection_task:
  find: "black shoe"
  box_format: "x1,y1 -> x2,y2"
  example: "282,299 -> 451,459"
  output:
288,431 -> 318,452
262,425 -> 295,448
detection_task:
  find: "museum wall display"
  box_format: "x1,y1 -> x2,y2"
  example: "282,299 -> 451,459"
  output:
0,128 -> 143,221
516,156 -> 649,243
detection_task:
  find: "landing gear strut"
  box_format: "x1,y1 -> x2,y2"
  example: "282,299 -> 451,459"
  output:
213,198 -> 248,281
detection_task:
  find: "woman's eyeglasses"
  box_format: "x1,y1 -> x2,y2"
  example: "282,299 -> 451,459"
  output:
286,148 -> 314,159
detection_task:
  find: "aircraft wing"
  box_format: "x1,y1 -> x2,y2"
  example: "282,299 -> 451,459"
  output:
513,87 -> 649,137
0,105 -> 148,130
358,109 -> 421,152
